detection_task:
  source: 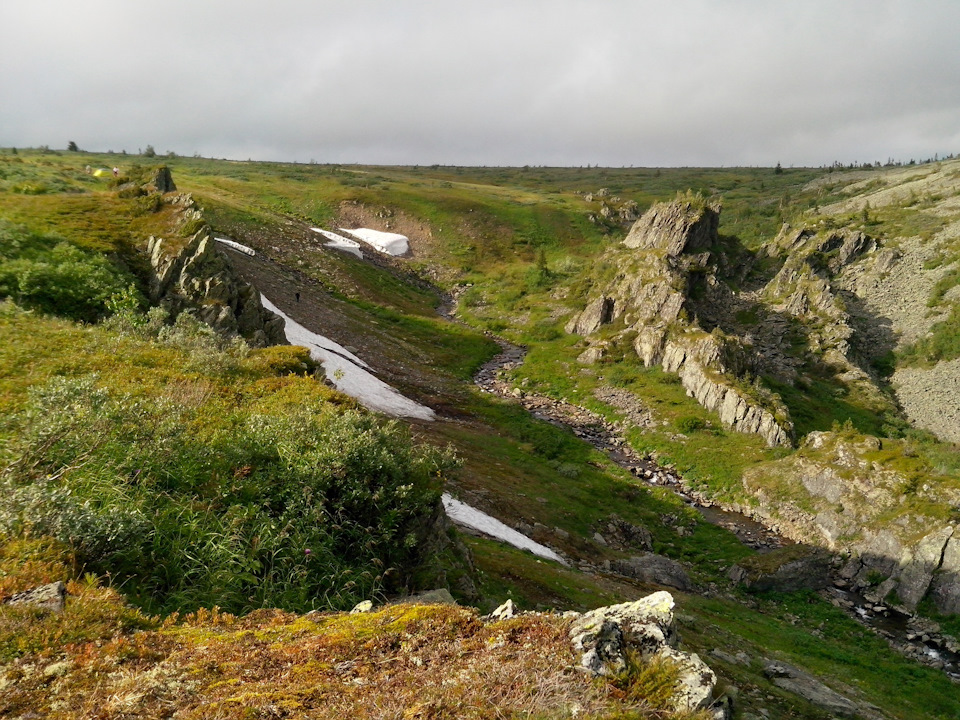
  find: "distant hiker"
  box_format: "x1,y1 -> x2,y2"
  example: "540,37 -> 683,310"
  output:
295,292 -> 301,302
84,165 -> 91,174
112,167 -> 119,177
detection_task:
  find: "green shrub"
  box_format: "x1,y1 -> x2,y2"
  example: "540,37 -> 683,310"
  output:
0,220 -> 133,322
0,375 -> 456,614
675,416 -> 707,433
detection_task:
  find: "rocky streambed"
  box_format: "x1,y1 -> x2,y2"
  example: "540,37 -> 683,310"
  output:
473,339 -> 785,550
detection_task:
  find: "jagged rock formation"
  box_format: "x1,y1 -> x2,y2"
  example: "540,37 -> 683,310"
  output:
762,225 -> 888,396
741,430 -> 960,614
566,197 -> 794,447
146,199 -> 286,347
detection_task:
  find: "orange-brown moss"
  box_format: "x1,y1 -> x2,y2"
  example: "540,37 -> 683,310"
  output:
1,592 -> 710,720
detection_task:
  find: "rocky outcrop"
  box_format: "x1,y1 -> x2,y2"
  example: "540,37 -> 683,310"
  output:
623,196 -> 720,256
729,545 -> 831,593
743,430 -> 960,613
147,222 -> 286,348
568,592 -> 720,714
567,197 -> 794,447
609,553 -> 692,591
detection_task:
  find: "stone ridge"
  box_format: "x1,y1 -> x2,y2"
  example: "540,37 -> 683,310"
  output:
741,430 -> 960,614
147,203 -> 286,347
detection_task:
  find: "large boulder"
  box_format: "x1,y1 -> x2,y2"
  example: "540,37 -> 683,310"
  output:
567,591 -> 719,714
728,545 -> 831,593
611,553 -> 692,591
763,660 -> 860,717
5,581 -> 67,613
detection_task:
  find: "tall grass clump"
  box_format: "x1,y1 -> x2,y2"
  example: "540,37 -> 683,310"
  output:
0,374 -> 455,614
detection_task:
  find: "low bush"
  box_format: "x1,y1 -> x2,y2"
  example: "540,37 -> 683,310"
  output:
0,220 -> 133,322
0,374 -> 455,614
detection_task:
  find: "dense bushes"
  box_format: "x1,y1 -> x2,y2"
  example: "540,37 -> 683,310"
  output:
0,373 -> 454,614
0,220 -> 133,321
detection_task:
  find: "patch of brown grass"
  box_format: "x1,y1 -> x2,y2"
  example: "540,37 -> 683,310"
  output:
1,596 -> 710,720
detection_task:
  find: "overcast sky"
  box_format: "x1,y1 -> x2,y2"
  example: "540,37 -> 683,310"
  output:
2,1 -> 958,167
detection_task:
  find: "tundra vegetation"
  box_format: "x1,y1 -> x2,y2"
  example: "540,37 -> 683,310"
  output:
2,148 -> 960,718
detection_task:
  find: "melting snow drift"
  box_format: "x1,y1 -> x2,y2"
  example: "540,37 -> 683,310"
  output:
441,494 -> 566,564
215,238 -> 256,256
310,228 -> 363,259
260,295 -> 435,421
339,227 -> 409,256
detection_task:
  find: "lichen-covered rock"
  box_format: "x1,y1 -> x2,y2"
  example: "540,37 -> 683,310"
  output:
569,592 -> 677,675
567,592 -> 719,713
659,646 -> 717,712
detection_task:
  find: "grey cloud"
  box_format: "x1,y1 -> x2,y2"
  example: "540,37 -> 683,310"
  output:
1,0 -> 958,166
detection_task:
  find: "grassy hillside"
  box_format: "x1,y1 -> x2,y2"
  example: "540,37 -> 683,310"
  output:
3,148 -> 960,718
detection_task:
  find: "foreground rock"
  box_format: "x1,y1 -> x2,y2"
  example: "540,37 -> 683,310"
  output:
4,581 -> 66,613
568,591 -> 720,714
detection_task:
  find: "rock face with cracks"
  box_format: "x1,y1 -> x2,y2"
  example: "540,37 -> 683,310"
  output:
743,431 -> 960,613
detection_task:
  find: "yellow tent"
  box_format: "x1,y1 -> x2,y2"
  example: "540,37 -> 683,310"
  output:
93,168 -> 109,177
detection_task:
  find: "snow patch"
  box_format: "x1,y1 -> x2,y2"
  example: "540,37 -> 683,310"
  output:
260,295 -> 435,421
215,238 -> 256,256
339,227 -> 409,256
310,228 -> 363,259
441,494 -> 566,564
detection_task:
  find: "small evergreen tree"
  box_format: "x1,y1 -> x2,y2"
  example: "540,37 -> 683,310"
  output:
67,141 -> 78,152
143,145 -> 156,158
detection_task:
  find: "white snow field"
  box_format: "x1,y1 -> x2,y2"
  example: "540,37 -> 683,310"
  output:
310,228 -> 364,259
215,238 -> 256,256
260,295 -> 435,421
441,494 -> 567,564
338,227 -> 409,256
